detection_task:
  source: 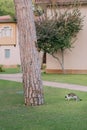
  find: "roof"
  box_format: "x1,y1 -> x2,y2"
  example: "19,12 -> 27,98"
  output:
0,15 -> 15,23
35,0 -> 87,5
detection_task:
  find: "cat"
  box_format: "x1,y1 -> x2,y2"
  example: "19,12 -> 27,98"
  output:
65,93 -> 82,101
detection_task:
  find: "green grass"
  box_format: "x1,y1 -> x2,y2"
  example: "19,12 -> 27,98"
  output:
0,80 -> 87,130
0,67 -> 21,74
42,73 -> 87,86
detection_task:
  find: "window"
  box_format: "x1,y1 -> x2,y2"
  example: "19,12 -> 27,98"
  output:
0,26 -> 12,38
5,49 -> 10,58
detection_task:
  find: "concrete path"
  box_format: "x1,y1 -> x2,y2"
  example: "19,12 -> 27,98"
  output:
0,73 -> 87,92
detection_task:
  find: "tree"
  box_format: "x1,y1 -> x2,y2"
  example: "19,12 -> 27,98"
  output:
35,7 -> 83,73
14,0 -> 44,106
0,0 -> 15,19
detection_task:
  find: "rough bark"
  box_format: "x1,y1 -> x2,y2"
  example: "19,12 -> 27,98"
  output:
14,0 -> 44,106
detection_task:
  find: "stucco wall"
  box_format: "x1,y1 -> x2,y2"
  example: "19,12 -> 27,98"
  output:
0,23 -> 17,46
0,43 -> 21,66
0,23 -> 21,66
46,6 -> 87,73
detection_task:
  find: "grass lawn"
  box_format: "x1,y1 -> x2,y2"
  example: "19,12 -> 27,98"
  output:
0,67 -> 21,74
42,73 -> 87,86
0,80 -> 87,130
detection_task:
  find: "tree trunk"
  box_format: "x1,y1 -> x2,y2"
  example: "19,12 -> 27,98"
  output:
61,48 -> 66,74
14,0 -> 44,106
52,50 -> 65,74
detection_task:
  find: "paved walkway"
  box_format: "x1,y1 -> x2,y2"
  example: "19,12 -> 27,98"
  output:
0,73 -> 87,92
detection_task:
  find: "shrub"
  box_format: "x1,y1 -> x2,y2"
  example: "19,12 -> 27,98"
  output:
0,65 -> 5,72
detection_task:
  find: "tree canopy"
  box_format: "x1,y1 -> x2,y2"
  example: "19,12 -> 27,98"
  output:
35,7 -> 84,72
0,0 -> 15,18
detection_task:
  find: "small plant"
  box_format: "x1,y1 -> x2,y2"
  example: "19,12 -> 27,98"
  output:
17,64 -> 22,72
41,64 -> 46,73
17,64 -> 20,68
0,65 -> 5,72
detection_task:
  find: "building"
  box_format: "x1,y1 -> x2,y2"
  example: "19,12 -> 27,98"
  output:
0,15 -> 20,68
35,0 -> 87,74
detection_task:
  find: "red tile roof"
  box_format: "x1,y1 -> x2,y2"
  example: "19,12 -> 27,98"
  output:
35,0 -> 87,5
0,15 -> 13,23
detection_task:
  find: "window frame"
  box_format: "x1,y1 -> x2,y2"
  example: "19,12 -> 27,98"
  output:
5,49 -> 10,58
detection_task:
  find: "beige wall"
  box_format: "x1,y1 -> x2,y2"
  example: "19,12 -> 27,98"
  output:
0,22 -> 21,67
0,23 -> 17,46
46,6 -> 87,74
0,43 -> 21,66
